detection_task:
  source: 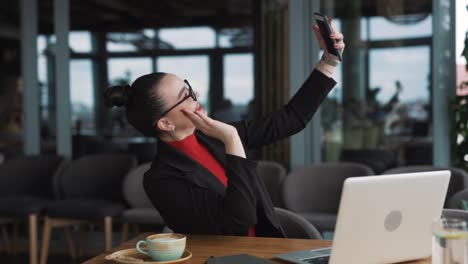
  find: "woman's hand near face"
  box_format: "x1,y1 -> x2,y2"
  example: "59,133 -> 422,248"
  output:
182,109 -> 246,158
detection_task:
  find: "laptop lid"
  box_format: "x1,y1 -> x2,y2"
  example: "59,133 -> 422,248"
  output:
329,171 -> 450,264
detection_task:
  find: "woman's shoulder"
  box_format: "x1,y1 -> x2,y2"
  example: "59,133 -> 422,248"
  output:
144,158 -> 181,180
144,158 -> 199,185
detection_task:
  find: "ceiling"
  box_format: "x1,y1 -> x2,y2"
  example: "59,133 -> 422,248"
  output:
0,0 -> 254,35
0,0 -> 432,37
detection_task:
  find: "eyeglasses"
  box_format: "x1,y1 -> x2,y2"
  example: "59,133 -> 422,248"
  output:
153,80 -> 197,125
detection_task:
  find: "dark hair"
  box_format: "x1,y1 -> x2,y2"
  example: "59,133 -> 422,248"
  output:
103,72 -> 167,137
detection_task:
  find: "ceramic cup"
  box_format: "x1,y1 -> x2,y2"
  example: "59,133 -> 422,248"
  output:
136,233 -> 186,261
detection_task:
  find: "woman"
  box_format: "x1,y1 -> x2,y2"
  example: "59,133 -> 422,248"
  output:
104,21 -> 344,237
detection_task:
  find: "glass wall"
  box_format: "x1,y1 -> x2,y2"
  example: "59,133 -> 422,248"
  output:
219,54 -> 254,122
35,22 -> 254,157
157,56 -> 210,110
37,32 -> 97,148
108,58 -> 153,84
102,26 -> 252,136
321,1 -> 433,167
70,59 -> 94,134
159,27 -> 216,49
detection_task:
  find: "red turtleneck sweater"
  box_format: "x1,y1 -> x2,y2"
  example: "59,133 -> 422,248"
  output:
168,133 -> 255,237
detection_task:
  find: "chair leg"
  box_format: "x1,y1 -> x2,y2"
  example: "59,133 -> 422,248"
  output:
1,224 -> 11,254
40,217 -> 52,264
77,225 -> 86,258
133,224 -> 140,235
104,217 -> 112,251
121,223 -> 129,244
12,222 -> 19,255
64,227 -> 76,259
29,215 -> 38,264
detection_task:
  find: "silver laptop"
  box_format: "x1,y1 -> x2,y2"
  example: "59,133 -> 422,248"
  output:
274,171 -> 451,264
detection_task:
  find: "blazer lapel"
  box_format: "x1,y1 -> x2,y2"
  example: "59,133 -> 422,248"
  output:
156,134 -> 227,196
157,139 -> 197,172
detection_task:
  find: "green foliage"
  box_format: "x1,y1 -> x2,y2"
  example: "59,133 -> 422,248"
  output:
452,32 -> 468,170
452,94 -> 468,171
463,32 -> 468,71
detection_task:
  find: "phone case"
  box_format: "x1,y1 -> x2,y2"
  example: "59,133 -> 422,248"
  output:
313,12 -> 342,61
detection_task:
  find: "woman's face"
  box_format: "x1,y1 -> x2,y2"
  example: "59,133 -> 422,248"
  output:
155,74 -> 204,132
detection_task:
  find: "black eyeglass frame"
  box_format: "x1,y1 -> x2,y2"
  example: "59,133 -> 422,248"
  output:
153,80 -> 197,127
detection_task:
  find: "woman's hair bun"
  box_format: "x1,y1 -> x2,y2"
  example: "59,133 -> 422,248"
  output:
103,84 -> 130,108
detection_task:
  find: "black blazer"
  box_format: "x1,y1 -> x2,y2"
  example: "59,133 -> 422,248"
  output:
143,70 -> 336,237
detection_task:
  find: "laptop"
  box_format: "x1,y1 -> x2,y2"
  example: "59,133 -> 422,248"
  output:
274,171 -> 451,264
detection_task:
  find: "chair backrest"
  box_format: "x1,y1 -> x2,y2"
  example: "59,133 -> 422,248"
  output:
274,207 -> 322,239
57,154 -> 136,202
256,160 -> 287,208
442,209 -> 468,222
122,162 -> 153,208
448,189 -> 468,209
339,149 -> 397,174
383,166 -> 468,207
0,155 -> 65,198
282,162 -> 374,214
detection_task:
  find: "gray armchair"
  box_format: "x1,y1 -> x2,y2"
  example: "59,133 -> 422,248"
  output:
448,189 -> 468,209
0,155 -> 64,264
40,154 -> 136,264
275,207 -> 322,239
282,162 -> 374,233
256,160 -> 287,208
442,209 -> 468,222
120,162 -> 165,242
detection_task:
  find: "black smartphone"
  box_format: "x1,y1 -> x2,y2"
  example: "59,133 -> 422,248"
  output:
313,12 -> 342,61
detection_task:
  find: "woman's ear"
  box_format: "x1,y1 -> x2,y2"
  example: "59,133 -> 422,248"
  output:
156,118 -> 174,132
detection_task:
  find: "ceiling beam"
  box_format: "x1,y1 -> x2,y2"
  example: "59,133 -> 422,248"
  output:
82,0 -> 145,28
90,0 -> 146,18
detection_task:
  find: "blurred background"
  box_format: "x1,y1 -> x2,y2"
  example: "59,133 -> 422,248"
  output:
0,0 -> 467,263
0,0 -> 466,169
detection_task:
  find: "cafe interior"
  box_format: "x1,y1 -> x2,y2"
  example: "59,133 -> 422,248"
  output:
0,0 -> 467,263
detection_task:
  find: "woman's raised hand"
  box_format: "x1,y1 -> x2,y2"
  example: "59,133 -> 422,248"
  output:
312,17 -> 345,62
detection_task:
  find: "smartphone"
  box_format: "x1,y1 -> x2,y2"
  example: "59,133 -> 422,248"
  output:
313,12 -> 342,61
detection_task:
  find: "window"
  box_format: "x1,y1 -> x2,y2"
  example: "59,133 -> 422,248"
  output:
218,27 -> 253,48
37,36 -> 49,121
369,47 -> 430,105
107,32 -> 139,52
41,32 -> 92,53
108,58 -> 153,84
369,15 -> 432,40
69,31 -> 92,53
71,59 -> 95,134
220,54 -> 254,122
369,46 -> 431,136
157,56 -> 210,111
320,3 -> 433,166
159,27 -> 216,49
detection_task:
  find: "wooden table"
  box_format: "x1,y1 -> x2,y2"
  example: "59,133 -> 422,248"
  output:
83,233 -> 430,264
